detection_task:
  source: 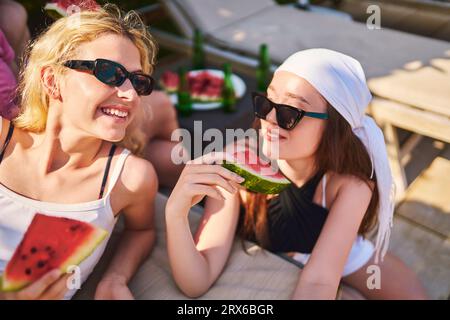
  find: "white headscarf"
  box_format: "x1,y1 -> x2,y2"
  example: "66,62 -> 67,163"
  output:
276,48 -> 395,264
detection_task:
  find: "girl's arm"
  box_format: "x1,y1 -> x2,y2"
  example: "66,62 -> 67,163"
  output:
95,156 -> 158,300
292,176 -> 373,300
166,153 -> 244,298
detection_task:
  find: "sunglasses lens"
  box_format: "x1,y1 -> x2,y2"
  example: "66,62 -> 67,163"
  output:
131,74 -> 154,96
96,60 -> 126,86
253,95 -> 272,119
96,60 -> 153,96
277,106 -> 301,130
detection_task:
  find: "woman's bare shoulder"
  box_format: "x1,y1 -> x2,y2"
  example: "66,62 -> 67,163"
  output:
116,149 -> 158,193
315,171 -> 373,209
328,171 -> 374,192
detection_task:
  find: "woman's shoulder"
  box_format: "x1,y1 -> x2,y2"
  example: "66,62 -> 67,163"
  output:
328,171 -> 374,188
116,147 -> 158,197
325,171 -> 374,202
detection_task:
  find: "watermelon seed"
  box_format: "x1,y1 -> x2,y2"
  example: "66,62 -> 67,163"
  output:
21,254 -> 28,260
25,268 -> 32,275
37,260 -> 47,268
30,247 -> 37,254
45,246 -> 52,252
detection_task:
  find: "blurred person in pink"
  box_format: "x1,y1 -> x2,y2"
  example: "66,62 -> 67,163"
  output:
0,29 -> 19,119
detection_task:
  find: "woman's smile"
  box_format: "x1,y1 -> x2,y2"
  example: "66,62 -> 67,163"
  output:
97,104 -> 131,124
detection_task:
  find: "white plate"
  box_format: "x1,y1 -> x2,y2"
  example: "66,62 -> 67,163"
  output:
168,69 -> 246,111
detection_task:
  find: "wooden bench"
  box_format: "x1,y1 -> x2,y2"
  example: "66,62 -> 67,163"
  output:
368,57 -> 450,201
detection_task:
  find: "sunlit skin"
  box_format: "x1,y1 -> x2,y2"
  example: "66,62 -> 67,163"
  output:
59,34 -> 142,144
140,91 -> 186,188
0,34 -> 158,300
165,70 -> 427,299
260,70 -> 328,186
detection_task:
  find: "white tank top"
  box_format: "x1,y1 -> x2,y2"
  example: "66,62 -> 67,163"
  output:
0,118 -> 131,299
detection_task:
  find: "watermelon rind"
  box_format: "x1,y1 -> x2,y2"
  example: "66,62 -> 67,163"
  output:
191,96 -> 223,103
158,80 -> 178,94
222,162 -> 291,194
1,225 -> 108,292
44,3 -> 68,19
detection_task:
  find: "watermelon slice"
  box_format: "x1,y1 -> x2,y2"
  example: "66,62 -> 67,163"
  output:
188,71 -> 223,103
159,70 -> 226,102
44,0 -> 99,19
159,70 -> 179,93
222,148 -> 291,194
1,213 -> 107,292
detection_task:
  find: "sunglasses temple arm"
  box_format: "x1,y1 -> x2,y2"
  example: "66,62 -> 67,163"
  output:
304,111 -> 329,120
65,60 -> 96,73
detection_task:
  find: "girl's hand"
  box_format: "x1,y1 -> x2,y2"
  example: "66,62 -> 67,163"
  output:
166,152 -> 244,218
95,274 -> 134,300
0,269 -> 69,300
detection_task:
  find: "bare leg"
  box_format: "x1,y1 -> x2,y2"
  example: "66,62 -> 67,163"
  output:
140,90 -> 179,141
140,91 -> 186,187
342,252 -> 428,299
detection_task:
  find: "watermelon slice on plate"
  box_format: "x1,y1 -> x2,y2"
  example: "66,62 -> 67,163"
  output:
0,213 -> 107,292
159,69 -> 246,111
188,71 -> 223,103
159,69 -> 224,101
44,0 -> 99,19
159,70 -> 179,93
222,148 -> 291,194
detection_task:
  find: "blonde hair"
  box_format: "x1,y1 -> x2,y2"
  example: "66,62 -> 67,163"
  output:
14,4 -> 158,154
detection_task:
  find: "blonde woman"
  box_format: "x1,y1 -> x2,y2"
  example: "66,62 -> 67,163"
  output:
0,5 -> 158,300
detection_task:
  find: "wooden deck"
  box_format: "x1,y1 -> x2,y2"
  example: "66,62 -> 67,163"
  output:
388,134 -> 450,299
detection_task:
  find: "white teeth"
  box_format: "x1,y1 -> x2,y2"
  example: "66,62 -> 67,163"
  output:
101,107 -> 129,118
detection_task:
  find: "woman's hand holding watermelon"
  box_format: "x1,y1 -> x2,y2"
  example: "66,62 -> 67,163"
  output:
166,152 -> 245,218
0,269 -> 69,300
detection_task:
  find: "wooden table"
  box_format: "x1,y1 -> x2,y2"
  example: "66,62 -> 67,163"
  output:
368,58 -> 450,202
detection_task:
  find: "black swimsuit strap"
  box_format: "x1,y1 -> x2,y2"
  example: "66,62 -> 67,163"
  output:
0,122 -> 15,164
98,144 -> 117,199
0,124 -> 117,200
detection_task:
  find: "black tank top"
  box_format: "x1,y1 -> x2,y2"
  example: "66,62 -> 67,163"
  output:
240,171 -> 329,254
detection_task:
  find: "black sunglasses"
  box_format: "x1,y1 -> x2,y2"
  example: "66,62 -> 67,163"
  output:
63,59 -> 154,96
252,92 -> 328,130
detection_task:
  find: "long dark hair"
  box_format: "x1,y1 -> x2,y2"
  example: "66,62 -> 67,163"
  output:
240,105 -> 379,249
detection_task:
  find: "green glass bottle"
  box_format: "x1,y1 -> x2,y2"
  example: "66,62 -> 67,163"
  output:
256,43 -> 270,92
222,63 -> 236,113
192,29 -> 205,70
177,67 -> 192,117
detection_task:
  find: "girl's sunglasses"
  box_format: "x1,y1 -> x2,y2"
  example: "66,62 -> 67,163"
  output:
63,58 -> 154,96
252,92 -> 328,130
